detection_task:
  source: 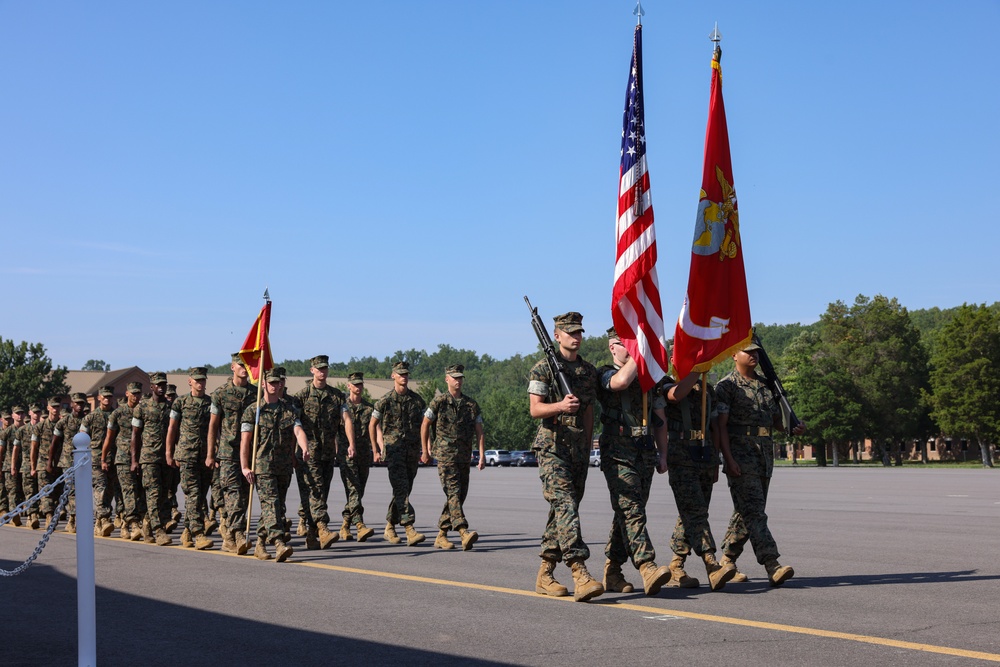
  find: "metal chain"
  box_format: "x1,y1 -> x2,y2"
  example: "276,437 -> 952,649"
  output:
0,454 -> 90,577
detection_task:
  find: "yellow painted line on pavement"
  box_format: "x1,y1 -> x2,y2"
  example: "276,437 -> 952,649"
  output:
294,560 -> 1000,663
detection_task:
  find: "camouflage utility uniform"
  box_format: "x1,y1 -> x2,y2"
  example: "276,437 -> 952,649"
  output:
373,388 -> 426,527
171,393 -> 213,536
108,400 -> 146,528
80,404 -> 116,524
294,382 -> 347,530
241,398 -> 300,545
211,379 -> 256,535
425,392 -> 482,533
133,397 -> 172,532
341,398 -> 374,525
35,415 -> 59,519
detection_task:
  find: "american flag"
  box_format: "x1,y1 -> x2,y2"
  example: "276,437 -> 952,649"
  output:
612,23 -> 670,392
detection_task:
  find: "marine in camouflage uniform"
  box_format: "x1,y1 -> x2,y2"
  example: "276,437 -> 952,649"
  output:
104,382 -> 146,540
716,342 -> 803,587
164,383 -> 181,528
132,372 -> 174,546
51,393 -> 88,533
421,364 -> 485,551
662,372 -> 735,591
370,360 -> 426,546
338,372 -> 375,542
527,312 -> 603,602
294,354 -> 355,549
0,410 -> 17,521
207,354 -> 257,553
33,399 -> 62,526
240,368 -> 308,562
21,406 -> 44,527
166,368 -> 214,550
80,386 -> 117,537
595,327 -> 671,596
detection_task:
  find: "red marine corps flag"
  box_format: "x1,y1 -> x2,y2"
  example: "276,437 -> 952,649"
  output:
671,29 -> 752,380
612,15 -> 670,392
239,291 -> 274,383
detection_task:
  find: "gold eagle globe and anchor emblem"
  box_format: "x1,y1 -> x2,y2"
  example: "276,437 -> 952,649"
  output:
692,166 -> 740,261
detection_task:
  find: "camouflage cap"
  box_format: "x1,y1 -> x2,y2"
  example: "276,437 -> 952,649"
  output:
231,353 -> 245,366
605,326 -> 621,341
127,381 -> 143,395
11,405 -> 26,414
445,364 -> 465,378
553,312 -> 585,333
47,397 -> 62,408
392,361 -> 410,375
347,371 -> 365,386
310,355 -> 329,369
71,392 -> 88,404
273,366 -> 287,380
29,404 -> 43,413
148,371 -> 168,385
165,384 -> 178,396
264,368 -> 283,383
1,409 -> 11,418
742,342 -> 762,352
188,366 -> 208,380
99,386 -> 115,397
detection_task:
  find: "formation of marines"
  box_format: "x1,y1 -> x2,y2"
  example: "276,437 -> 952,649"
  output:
1,317 -> 804,600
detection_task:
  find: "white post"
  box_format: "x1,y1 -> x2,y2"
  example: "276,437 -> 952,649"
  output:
73,432 -> 97,667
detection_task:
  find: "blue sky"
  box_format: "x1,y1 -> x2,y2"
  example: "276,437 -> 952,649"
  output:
2,1 -> 997,372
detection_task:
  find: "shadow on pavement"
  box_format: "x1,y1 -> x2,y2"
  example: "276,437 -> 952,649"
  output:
0,558 -> 521,667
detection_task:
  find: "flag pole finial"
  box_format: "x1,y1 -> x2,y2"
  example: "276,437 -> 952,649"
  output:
262,287 -> 270,303
710,22 -> 722,46
633,0 -> 644,26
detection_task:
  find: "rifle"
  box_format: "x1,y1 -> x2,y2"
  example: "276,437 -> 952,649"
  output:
524,296 -> 574,398
751,331 -> 802,435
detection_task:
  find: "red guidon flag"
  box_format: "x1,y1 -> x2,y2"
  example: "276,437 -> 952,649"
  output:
239,301 -> 273,383
612,23 -> 670,392
671,44 -> 752,380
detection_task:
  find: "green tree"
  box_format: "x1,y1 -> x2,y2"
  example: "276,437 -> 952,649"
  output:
928,304 -> 1000,467
0,338 -> 70,410
81,359 -> 110,372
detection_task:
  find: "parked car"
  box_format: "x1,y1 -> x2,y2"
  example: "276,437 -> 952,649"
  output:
484,449 -> 513,466
513,450 -> 537,467
470,451 -> 481,467
589,449 -> 601,466
509,450 -> 525,463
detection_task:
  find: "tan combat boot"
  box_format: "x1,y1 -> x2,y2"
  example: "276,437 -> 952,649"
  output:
567,559 -> 605,602
305,527 -> 320,550
274,539 -> 293,563
765,559 -> 794,587
221,532 -> 236,553
665,554 -> 700,588
65,516 -> 76,534
458,528 -> 479,551
703,552 -> 736,591
154,529 -> 173,547
434,530 -> 455,550
129,521 -> 143,541
165,512 -> 179,533
721,556 -> 748,583
317,522 -> 339,549
113,515 -> 122,529
44,513 -> 53,530
639,561 -> 672,596
181,527 -> 194,548
296,519 -> 309,537
535,558 -> 569,597
100,518 -> 114,537
234,531 -> 249,556
29,514 -> 40,530
194,533 -> 214,551
356,522 -> 375,542
120,521 -> 132,541
204,513 -> 218,536
603,559 -> 635,593
339,518 -> 354,542
254,540 -> 272,560
405,524 -> 426,546
93,519 -> 103,537
11,514 -> 22,527
384,523 -> 402,544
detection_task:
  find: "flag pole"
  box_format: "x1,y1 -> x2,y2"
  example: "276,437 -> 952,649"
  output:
245,289 -> 270,539
700,372 -> 708,447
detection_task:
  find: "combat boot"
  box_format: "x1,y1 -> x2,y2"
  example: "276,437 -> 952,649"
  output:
154,529 -> 173,547
181,527 -> 194,548
11,514 -> 22,527
405,524 -> 426,546
93,520 -> 103,537
296,519 -> 309,537
339,517 -> 353,542
165,511 -> 179,533
603,559 -> 635,593
434,530 -> 455,550
234,531 -> 250,556
535,558 -> 569,597
305,528 -> 321,550
221,532 -> 236,553
65,516 -> 76,534
194,533 -> 214,551
142,519 -> 155,544
129,521 -> 143,541
204,513 -> 218,536
113,515 -> 122,529
100,518 -> 114,537
274,539 -> 293,563
317,522 -> 339,549
458,528 -> 479,551
765,559 -> 794,587
703,552 -> 736,591
639,561 -> 672,596
665,554 -> 700,588
567,559 -> 604,602
383,523 -> 402,544
721,556 -> 748,583
254,540 -> 272,560
29,514 -> 40,530
44,513 -> 53,530
356,521 -> 375,542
